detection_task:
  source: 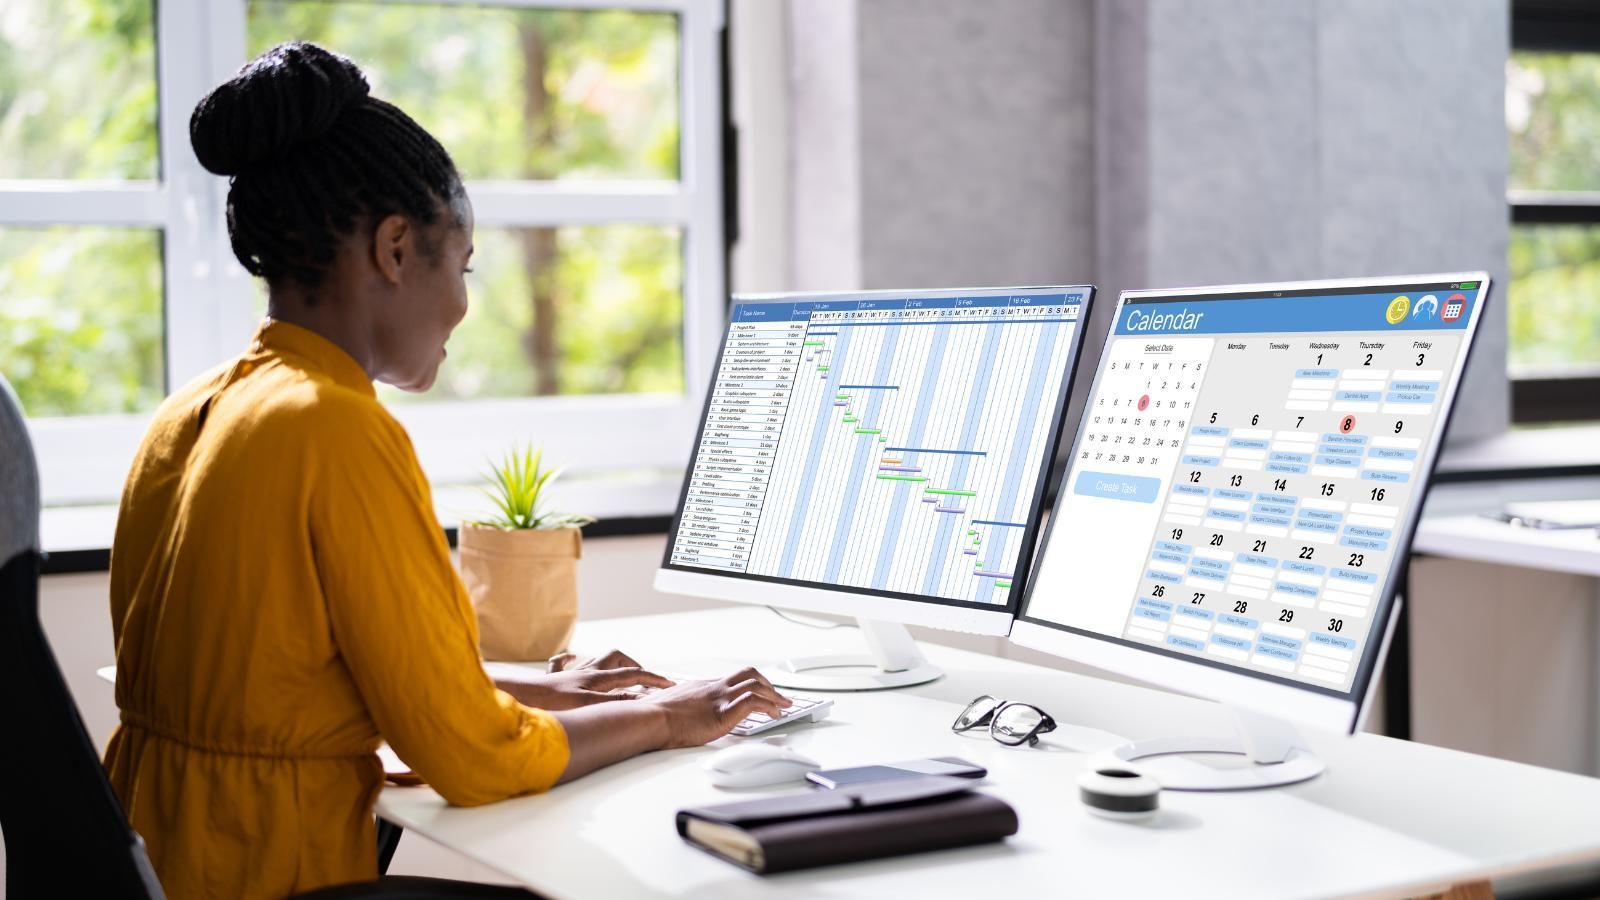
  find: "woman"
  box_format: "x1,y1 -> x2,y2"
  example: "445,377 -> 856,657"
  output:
105,42 -> 787,899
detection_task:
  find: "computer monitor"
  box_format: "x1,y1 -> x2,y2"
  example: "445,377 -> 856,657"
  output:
1011,273 -> 1490,788
656,285 -> 1095,690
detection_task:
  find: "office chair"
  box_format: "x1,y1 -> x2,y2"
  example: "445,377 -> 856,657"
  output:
0,376 -> 168,898
0,376 -> 530,900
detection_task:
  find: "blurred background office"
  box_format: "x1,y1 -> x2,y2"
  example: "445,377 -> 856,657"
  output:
2,0 -> 1596,886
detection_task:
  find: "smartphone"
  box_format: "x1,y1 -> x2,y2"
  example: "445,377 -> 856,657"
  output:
805,757 -> 987,790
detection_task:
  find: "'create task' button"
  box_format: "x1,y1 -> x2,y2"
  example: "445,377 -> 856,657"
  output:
1073,471 -> 1161,504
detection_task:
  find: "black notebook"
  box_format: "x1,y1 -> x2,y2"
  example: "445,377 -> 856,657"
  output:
676,775 -> 1019,874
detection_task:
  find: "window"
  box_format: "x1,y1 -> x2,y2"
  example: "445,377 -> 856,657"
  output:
0,0 -> 726,514
1508,2 -> 1600,422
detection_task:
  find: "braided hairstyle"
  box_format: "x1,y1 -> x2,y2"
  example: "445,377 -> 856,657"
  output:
190,42 -> 464,292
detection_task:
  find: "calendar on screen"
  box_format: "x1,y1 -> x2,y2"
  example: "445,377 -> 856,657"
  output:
1024,278 -> 1486,693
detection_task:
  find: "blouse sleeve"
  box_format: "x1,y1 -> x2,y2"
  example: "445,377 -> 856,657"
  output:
306,393 -> 569,806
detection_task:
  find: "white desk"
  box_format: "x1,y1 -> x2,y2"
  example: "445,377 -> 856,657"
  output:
1408,511 -> 1600,778
375,607 -> 1600,899
1414,513 -> 1600,578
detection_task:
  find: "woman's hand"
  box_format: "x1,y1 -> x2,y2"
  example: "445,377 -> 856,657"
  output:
643,667 -> 792,749
494,648 -> 673,711
550,666 -> 793,783
546,648 -> 647,675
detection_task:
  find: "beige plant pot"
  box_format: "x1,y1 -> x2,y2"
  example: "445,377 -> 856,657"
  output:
458,523 -> 582,661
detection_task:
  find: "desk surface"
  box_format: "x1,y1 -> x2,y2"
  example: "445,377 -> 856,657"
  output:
1414,513 -> 1600,577
376,607 -> 1600,900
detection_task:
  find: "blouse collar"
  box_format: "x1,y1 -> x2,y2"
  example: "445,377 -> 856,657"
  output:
249,319 -> 375,398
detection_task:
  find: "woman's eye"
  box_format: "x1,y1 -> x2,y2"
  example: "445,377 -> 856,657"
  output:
463,267 -> 475,274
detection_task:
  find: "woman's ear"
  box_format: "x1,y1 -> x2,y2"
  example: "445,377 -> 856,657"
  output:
371,213 -> 411,286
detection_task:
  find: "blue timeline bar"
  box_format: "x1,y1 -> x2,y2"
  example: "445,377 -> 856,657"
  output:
1115,288 -> 1481,336
885,447 -> 987,456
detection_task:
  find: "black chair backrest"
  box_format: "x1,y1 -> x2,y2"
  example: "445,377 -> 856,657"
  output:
0,376 -> 165,898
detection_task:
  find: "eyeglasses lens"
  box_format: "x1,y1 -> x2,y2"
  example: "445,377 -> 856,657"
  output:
954,695 -> 998,731
992,703 -> 1044,744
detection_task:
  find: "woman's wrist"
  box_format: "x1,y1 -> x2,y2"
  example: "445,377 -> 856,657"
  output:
552,698 -> 675,784
639,697 -> 673,751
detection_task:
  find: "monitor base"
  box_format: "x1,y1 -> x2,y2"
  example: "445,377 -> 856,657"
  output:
767,618 -> 943,691
1104,708 -> 1326,791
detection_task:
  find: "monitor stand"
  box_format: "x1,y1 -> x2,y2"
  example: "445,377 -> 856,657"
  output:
768,618 -> 943,691
1102,707 -> 1326,791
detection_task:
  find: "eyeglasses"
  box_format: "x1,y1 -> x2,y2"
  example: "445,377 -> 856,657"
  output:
951,695 -> 1058,746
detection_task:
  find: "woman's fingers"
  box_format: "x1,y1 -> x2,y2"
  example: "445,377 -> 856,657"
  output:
630,669 -> 676,689
727,677 -> 791,713
547,651 -> 577,673
722,690 -> 784,725
723,669 -> 791,708
592,648 -> 643,670
722,666 -> 783,697
591,666 -> 674,691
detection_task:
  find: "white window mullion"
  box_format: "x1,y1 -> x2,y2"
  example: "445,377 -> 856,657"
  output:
400,0 -> 692,11
159,0 -> 255,392
679,0 -> 727,412
0,184 -> 166,226
466,181 -> 688,227
204,1 -> 263,362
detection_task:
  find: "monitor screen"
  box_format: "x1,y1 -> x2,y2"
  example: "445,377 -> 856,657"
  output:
1019,277 -> 1486,695
664,286 -> 1092,610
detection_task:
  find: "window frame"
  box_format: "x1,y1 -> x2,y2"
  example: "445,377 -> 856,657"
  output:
7,0 -> 727,513
1509,0 -> 1600,423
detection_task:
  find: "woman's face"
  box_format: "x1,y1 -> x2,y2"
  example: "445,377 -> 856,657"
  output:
372,192 -> 474,393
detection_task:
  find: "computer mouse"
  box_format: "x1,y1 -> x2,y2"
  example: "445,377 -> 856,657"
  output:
703,743 -> 821,789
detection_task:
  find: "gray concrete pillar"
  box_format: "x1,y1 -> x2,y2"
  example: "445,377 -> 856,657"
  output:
1096,0 -> 1510,442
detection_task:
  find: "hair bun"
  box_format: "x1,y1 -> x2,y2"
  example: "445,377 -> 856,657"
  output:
190,41 -> 370,177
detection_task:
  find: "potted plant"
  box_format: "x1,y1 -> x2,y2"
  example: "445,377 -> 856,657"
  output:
458,444 -> 595,661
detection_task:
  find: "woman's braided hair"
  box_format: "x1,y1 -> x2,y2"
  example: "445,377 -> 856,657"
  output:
190,41 -> 462,291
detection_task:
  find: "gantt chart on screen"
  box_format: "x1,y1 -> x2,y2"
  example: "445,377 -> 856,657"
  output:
668,291 -> 1085,605
1026,282 -> 1481,691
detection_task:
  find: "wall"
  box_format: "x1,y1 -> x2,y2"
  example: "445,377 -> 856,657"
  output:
785,0 -> 1098,293
855,0 -> 1098,290
777,0 -> 1511,442
1095,0 -> 1510,442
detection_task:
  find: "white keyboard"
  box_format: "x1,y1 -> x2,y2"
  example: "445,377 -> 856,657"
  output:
622,685 -> 833,736
729,693 -> 832,736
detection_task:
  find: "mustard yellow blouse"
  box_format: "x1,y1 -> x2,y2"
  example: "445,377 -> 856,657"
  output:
105,320 -> 569,899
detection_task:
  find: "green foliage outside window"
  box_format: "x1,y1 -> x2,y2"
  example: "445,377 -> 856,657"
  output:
0,0 -> 687,418
0,228 -> 164,416
249,2 -> 686,401
0,0 -> 158,180
1506,225 -> 1600,374
0,1 -> 164,416
425,226 -> 683,401
1507,52 -> 1600,373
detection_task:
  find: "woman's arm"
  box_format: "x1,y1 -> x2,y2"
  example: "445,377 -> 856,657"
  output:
492,648 -> 675,710
312,402 -> 790,802
552,667 -> 789,783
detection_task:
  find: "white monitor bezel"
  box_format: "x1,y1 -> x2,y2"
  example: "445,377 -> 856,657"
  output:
1010,271 -> 1491,733
656,284 -> 1097,637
